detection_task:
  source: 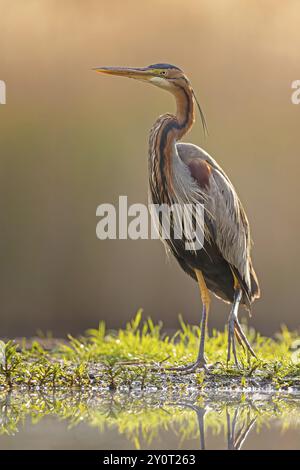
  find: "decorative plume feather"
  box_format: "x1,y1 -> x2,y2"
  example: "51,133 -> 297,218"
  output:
192,89 -> 208,136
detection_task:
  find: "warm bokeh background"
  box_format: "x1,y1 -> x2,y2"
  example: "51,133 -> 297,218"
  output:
0,0 -> 299,337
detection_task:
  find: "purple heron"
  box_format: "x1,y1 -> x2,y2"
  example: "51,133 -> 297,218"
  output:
94,64 -> 260,371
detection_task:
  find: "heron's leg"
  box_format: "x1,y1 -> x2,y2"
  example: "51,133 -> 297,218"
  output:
176,270 -> 210,371
195,269 -> 210,365
234,320 -> 257,359
229,273 -> 257,361
164,270 -> 210,373
227,288 -> 242,366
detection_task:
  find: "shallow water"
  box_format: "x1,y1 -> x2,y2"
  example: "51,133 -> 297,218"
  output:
0,389 -> 299,450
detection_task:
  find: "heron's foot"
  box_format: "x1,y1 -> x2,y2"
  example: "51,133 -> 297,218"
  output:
164,358 -> 211,375
227,317 -> 257,366
234,319 -> 257,359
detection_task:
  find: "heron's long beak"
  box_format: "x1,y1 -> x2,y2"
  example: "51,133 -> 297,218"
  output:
93,66 -> 151,81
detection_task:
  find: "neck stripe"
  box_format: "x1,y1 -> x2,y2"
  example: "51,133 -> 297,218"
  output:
158,84 -> 193,194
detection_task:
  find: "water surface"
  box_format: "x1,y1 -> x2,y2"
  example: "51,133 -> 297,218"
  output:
0,389 -> 299,450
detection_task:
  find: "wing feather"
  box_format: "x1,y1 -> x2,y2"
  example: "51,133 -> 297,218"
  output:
177,143 -> 255,299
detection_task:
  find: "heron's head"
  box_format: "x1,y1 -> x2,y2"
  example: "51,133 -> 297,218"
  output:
93,63 -> 190,93
94,63 -> 208,134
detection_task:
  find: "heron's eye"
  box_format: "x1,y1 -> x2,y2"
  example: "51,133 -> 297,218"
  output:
159,70 -> 167,76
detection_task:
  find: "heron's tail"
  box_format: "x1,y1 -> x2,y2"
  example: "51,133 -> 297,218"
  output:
230,262 -> 260,314
249,263 -> 260,302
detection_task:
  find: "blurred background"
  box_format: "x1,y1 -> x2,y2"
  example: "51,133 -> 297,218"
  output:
0,0 -> 299,337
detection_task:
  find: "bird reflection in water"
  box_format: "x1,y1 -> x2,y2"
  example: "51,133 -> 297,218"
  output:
173,401 -> 256,450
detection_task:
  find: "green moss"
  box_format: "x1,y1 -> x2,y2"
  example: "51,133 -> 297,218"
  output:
0,310 -> 299,391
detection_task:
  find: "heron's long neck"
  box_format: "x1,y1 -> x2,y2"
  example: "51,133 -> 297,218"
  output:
149,84 -> 195,203
173,84 -> 195,137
